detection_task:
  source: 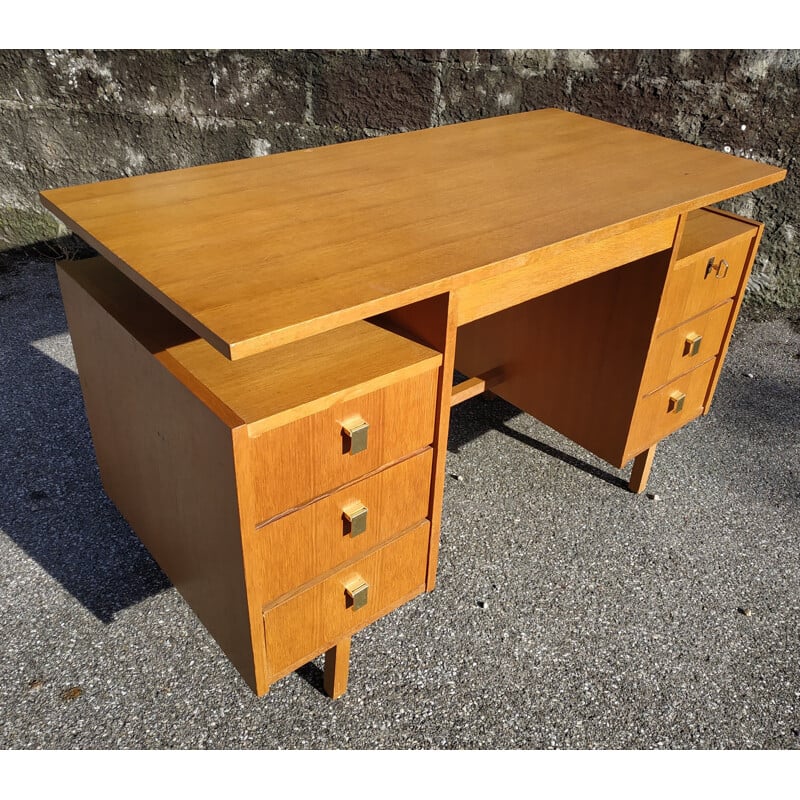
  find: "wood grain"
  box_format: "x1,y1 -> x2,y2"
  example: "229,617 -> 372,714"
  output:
641,300 -> 733,394
455,251 -> 671,467
657,214 -> 757,331
245,369 -> 439,523
455,216 -> 676,324
451,376 -> 488,406
41,109 -> 786,359
676,207 -> 762,259
57,263 -> 258,691
701,213 -> 765,414
323,638 -> 351,699
626,357 -> 718,460
246,448 -> 433,605
262,521 -> 429,685
57,257 -> 442,436
629,446 -> 657,494
373,292 -> 459,592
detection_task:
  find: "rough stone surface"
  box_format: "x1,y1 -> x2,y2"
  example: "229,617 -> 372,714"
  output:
1,49 -> 798,314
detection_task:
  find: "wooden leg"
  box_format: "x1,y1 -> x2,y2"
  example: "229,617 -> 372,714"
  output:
323,637 -> 351,699
629,445 -> 656,494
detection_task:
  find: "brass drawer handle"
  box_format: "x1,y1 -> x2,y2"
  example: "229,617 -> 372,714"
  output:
684,332 -> 703,357
342,502 -> 368,537
342,416 -> 369,454
668,390 -> 686,414
705,257 -> 730,279
344,576 -> 369,610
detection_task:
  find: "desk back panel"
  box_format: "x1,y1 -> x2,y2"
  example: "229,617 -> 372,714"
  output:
455,252 -> 670,467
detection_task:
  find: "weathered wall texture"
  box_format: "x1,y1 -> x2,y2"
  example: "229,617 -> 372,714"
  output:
1,49 -> 797,316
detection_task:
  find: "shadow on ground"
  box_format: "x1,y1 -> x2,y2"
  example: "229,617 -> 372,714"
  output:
0,253 -> 170,623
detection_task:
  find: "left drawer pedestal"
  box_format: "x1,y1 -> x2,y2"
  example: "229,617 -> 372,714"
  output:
57,256 -> 442,697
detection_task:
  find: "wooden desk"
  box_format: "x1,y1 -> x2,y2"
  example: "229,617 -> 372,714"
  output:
41,109 -> 786,698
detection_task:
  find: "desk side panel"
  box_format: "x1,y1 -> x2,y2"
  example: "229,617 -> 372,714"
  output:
57,264 -> 257,691
372,293 -> 459,592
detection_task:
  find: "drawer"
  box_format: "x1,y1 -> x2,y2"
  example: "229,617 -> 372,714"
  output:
248,448 -> 433,605
246,367 -> 438,523
628,358 -> 717,459
262,521 -> 430,682
658,232 -> 753,331
641,301 -> 732,394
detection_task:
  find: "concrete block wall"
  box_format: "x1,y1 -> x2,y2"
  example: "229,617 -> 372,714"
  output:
1,49 -> 797,316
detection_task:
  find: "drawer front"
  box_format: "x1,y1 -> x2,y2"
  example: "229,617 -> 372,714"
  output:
628,358 -> 717,459
247,368 -> 438,523
262,521 -> 430,682
248,449 -> 433,605
658,233 -> 753,331
642,301 -> 732,395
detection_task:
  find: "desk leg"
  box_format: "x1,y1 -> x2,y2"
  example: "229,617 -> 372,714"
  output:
629,446 -> 656,494
323,637 -> 352,699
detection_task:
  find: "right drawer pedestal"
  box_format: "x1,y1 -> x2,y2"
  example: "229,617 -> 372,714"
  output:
625,207 -> 763,486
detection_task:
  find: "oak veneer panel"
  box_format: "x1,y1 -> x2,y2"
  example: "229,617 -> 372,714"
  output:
262,522 -> 430,684
641,301 -> 733,394
247,448 -> 433,605
455,216 -> 676,324
626,358 -> 718,459
60,256 -> 442,436
41,109 -> 785,359
373,293 -> 460,592
676,207 -> 762,260
456,253 -> 670,467
245,369 -> 439,524
56,263 -> 257,690
699,212 -> 765,415
657,229 -> 755,332
57,257 -> 441,695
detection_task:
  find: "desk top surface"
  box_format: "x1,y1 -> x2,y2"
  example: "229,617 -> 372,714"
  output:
41,108 -> 785,359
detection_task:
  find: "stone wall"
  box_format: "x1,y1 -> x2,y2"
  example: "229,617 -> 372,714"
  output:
1,49 -> 797,315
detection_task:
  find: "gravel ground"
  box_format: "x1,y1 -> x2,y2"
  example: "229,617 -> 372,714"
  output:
1,255 -> 798,751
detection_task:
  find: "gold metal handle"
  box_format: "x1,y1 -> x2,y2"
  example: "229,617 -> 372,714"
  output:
344,577 -> 369,610
342,502 -> 368,537
668,390 -> 686,413
342,416 -> 369,454
705,256 -> 730,279
684,332 -> 703,357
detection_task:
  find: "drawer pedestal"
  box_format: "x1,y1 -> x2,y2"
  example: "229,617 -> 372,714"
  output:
58,256 -> 442,697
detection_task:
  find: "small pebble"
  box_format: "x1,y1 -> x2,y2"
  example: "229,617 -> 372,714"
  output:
477,599 -> 488,610
647,493 -> 661,501
455,474 -> 464,482
745,372 -> 754,379
737,606 -> 753,617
